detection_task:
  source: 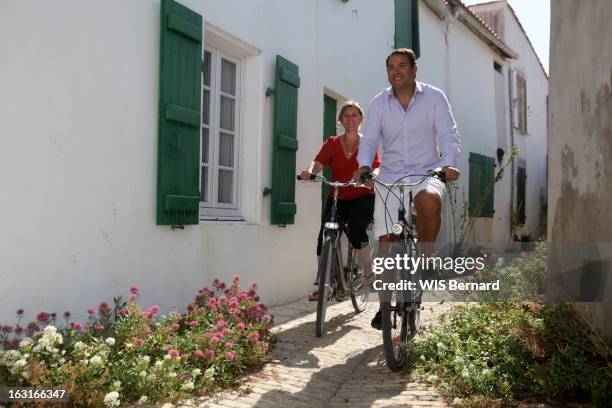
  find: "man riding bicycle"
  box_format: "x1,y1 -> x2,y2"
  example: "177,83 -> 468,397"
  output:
353,48 -> 461,330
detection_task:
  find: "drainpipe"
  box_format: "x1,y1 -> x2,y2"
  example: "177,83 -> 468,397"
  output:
507,64 -> 516,240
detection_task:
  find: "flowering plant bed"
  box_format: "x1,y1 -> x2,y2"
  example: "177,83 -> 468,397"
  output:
0,277 -> 272,407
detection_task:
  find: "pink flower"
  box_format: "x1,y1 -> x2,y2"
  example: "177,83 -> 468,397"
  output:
205,349 -> 215,359
224,342 -> 233,349
26,322 -> 40,331
134,338 -> 145,346
143,327 -> 151,335
14,325 -> 23,335
236,322 -> 246,330
167,349 -> 180,359
188,320 -> 199,329
210,337 -> 221,345
96,324 -> 105,332
99,302 -> 110,311
194,349 -> 205,358
150,306 -> 160,315
118,308 -> 127,317
219,282 -> 226,290
225,351 -> 236,361
36,312 -> 50,322
71,322 -> 82,330
130,284 -> 140,294
16,309 -> 24,316
1,325 -> 13,333
222,328 -> 232,335
232,276 -> 240,286
129,294 -> 138,302
87,308 -> 96,315
197,388 -> 207,397
215,320 -> 227,330
64,311 -> 71,318
169,323 -> 180,331
250,332 -> 260,342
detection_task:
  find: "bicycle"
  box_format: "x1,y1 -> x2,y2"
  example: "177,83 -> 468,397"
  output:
296,174 -> 371,337
363,169 -> 446,371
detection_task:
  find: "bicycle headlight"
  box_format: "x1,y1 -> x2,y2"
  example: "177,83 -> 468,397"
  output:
324,222 -> 340,230
391,223 -> 403,235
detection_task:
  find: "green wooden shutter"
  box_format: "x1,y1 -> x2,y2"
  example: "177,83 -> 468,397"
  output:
321,95 -> 337,214
156,0 -> 203,226
468,153 -> 495,218
271,55 -> 300,225
517,166 -> 526,224
394,0 -> 420,58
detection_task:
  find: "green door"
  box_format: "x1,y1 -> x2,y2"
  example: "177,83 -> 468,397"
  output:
322,95 -> 337,215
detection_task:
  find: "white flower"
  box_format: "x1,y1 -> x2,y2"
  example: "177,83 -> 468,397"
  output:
436,342 -> 445,349
146,373 -> 156,381
140,370 -> 147,377
204,367 -> 215,380
112,380 -> 121,390
105,337 -> 116,346
154,360 -> 163,368
125,342 -> 133,349
13,359 -> 27,369
168,372 -> 177,379
137,396 -> 148,405
164,354 -> 171,360
181,381 -> 195,391
89,355 -> 103,366
19,339 -> 32,350
461,367 -> 470,379
141,356 -> 150,364
103,391 -> 120,407
21,371 -> 29,379
192,368 -> 202,377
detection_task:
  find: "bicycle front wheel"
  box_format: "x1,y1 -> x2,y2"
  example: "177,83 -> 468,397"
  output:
381,282 -> 409,371
381,241 -> 412,371
316,238 -> 333,337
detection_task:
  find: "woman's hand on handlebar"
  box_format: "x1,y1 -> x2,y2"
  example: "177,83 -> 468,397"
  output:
299,170 -> 314,181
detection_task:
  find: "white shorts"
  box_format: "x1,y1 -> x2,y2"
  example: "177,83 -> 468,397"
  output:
373,177 -> 446,239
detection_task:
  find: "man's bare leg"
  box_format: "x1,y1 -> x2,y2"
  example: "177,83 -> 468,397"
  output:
414,191 -> 442,258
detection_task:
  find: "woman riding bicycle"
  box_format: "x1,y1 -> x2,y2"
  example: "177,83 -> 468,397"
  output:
299,101 -> 381,301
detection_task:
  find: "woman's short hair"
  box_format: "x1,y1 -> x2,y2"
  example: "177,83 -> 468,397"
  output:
338,100 -> 364,121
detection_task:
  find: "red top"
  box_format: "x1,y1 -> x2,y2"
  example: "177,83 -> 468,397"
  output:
314,135 -> 381,200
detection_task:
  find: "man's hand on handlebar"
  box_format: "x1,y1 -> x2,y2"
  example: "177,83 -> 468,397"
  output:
442,166 -> 460,182
352,166 -> 374,189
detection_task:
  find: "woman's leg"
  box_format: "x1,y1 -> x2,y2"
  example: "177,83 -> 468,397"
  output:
347,195 -> 376,283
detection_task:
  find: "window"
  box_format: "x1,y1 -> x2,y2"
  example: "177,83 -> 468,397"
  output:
516,73 -> 527,134
468,153 -> 496,218
200,46 -> 241,220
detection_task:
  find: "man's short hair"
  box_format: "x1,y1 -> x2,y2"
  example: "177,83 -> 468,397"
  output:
386,48 -> 417,67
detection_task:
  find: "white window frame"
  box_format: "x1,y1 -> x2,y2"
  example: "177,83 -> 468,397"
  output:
200,46 -> 242,221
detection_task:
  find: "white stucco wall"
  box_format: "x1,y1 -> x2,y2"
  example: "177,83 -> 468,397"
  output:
0,0 -> 542,325
501,7 -> 549,240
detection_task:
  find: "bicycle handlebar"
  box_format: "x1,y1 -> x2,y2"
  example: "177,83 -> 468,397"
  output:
296,174 -> 365,188
360,169 -> 447,186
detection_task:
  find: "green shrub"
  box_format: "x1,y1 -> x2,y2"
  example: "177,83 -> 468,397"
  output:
410,302 -> 612,407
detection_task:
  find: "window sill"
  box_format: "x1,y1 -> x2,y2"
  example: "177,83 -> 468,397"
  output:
199,218 -> 255,226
